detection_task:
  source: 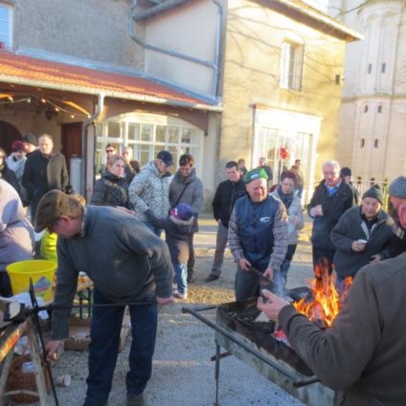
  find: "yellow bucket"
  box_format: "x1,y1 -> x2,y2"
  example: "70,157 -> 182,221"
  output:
6,260 -> 57,301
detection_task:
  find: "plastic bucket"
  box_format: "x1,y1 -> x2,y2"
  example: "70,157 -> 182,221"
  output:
6,260 -> 56,301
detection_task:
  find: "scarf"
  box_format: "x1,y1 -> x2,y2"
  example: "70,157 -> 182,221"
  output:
277,185 -> 294,209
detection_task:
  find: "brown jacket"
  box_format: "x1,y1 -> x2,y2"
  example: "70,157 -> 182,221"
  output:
279,253 -> 406,405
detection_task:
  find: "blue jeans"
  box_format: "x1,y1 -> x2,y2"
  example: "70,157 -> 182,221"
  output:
173,262 -> 187,295
83,289 -> 158,406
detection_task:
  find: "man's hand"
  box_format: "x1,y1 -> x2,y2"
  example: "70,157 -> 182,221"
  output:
257,289 -> 290,322
263,267 -> 273,280
156,296 -> 175,306
45,340 -> 62,363
238,258 -> 251,271
310,204 -> 323,217
369,254 -> 382,263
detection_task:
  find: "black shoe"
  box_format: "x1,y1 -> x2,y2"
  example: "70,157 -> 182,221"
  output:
187,269 -> 195,283
127,393 -> 144,406
204,274 -> 219,283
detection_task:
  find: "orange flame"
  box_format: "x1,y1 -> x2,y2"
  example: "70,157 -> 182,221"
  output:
293,259 -> 352,327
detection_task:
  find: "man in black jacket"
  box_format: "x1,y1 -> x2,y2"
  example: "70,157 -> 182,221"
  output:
205,161 -> 246,282
22,134 -> 69,220
307,160 -> 356,275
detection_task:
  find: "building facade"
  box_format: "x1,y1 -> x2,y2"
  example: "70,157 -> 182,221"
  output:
334,0 -> 406,187
0,0 -> 360,203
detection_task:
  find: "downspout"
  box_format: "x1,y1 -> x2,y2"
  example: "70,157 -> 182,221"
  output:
129,0 -> 224,99
81,93 -> 105,199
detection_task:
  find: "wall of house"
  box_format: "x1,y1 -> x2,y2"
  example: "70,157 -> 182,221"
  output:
14,0 -> 143,69
337,0 -> 406,183
220,1 -> 347,188
139,0 -> 223,98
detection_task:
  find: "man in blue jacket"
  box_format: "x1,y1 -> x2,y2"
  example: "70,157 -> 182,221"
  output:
35,190 -> 174,406
228,168 -> 288,301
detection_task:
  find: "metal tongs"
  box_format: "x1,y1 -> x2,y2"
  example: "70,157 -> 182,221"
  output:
248,266 -> 277,292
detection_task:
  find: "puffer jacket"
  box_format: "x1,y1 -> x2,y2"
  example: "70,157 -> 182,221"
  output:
91,171 -> 133,210
129,160 -> 171,221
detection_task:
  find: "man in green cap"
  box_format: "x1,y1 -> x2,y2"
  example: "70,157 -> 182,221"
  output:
228,168 -> 288,300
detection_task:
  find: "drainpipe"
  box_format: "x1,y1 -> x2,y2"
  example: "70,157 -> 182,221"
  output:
81,93 -> 105,199
129,0 -> 224,99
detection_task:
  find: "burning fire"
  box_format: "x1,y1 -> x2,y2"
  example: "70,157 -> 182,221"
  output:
292,260 -> 352,327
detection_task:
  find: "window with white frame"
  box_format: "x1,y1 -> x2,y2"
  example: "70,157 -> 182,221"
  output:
95,113 -> 204,176
0,4 -> 13,49
280,41 -> 304,91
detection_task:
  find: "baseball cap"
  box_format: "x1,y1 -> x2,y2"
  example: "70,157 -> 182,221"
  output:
157,150 -> 173,166
244,168 -> 269,184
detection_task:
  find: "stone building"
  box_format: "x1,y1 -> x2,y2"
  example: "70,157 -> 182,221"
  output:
0,0 -> 360,202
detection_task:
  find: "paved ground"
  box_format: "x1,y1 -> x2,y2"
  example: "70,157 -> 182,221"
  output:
4,213 -> 317,406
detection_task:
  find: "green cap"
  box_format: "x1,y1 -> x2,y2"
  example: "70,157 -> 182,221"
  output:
243,168 -> 269,184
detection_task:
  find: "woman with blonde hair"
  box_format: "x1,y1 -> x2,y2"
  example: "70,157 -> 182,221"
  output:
91,154 -> 133,209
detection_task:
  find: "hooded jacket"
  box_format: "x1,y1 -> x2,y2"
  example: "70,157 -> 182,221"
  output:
129,160 -> 171,222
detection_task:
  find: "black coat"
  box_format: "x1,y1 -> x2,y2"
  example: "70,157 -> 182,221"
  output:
0,164 -> 22,201
22,150 -> 69,203
331,207 -> 396,278
308,180 -> 356,250
212,179 -> 246,228
90,171 -> 133,210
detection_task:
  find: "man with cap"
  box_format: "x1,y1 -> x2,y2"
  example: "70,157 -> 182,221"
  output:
257,178 -> 406,405
35,189 -> 174,406
22,133 -> 39,156
129,150 -> 173,236
387,175 -> 406,255
228,167 -> 288,301
331,184 -> 397,290
308,160 -> 356,275
340,166 -> 360,204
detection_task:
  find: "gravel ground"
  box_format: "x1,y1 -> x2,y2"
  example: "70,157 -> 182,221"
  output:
5,214 -> 315,406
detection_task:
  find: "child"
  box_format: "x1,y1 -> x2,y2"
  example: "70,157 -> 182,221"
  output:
144,203 -> 195,300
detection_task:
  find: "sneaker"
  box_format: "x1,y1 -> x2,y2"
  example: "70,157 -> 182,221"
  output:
204,273 -> 219,283
174,291 -> 187,300
127,393 -> 144,406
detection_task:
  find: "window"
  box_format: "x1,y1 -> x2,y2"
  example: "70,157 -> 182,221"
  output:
368,63 -> 372,74
381,63 -> 386,73
360,138 -> 365,148
374,139 -> 379,148
363,105 -> 368,113
280,41 -> 304,91
378,104 -> 383,113
0,4 -> 12,49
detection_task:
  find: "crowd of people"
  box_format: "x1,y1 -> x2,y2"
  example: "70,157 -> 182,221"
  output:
2,137 -> 406,405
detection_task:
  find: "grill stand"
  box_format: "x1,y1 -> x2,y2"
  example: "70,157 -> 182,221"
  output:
182,305 -> 335,406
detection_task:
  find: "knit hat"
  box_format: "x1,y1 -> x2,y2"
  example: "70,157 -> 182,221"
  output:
11,140 -> 25,152
340,167 -> 351,177
157,150 -> 173,166
389,176 -> 406,198
362,185 -> 384,205
244,168 -> 268,184
22,133 -> 38,147
170,203 -> 194,221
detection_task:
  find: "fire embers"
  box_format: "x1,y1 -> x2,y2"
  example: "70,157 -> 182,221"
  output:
293,259 -> 353,328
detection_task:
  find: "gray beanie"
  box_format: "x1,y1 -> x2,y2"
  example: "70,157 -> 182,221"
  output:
389,176 -> 406,198
362,185 -> 384,205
